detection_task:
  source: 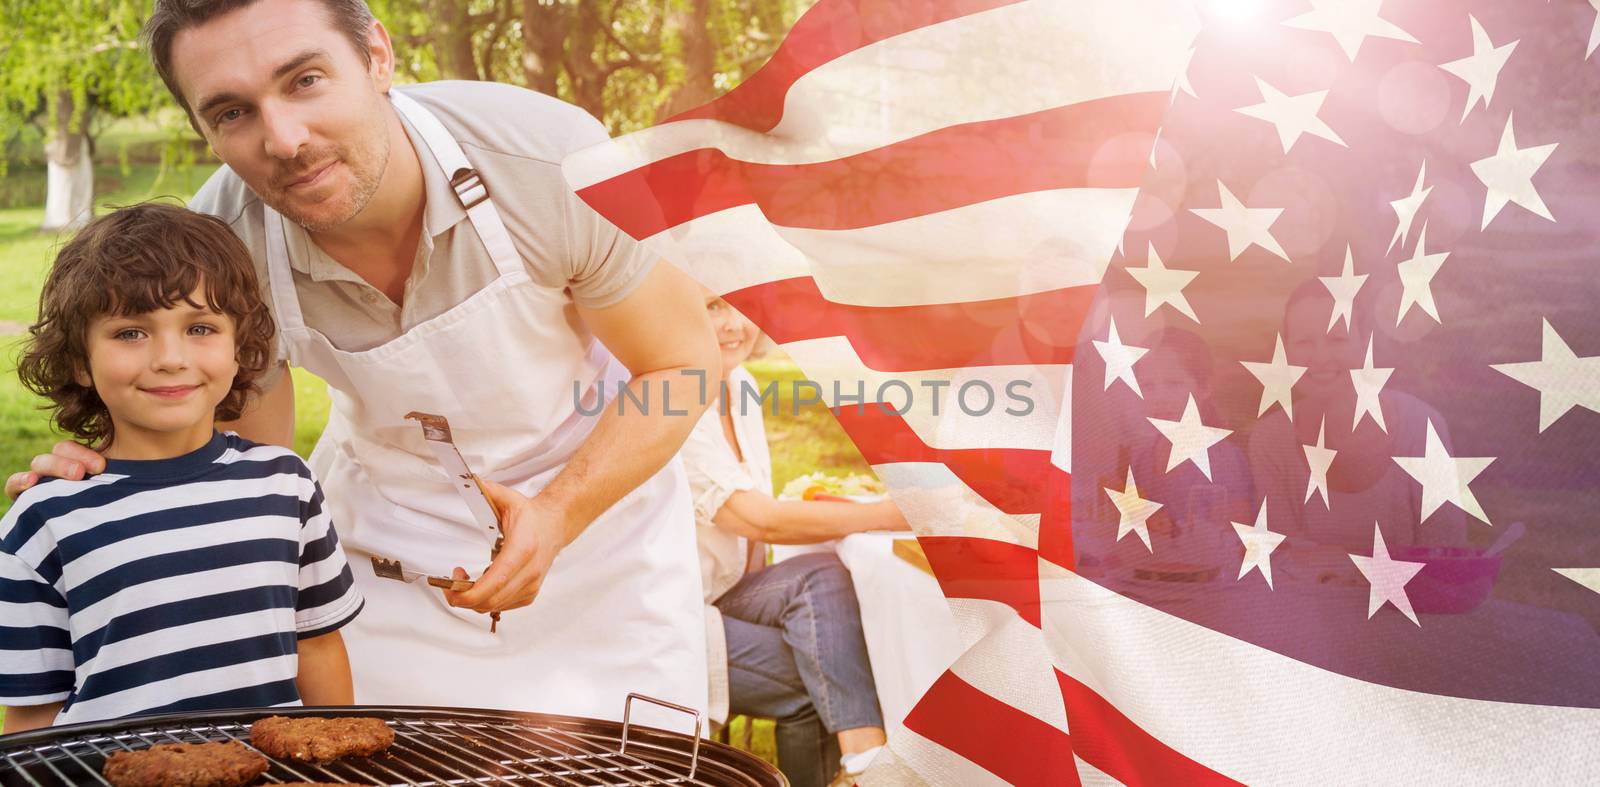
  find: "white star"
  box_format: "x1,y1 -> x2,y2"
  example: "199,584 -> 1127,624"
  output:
1491,319 -> 1600,432
1470,113 -> 1558,229
1233,500 -> 1286,589
1234,77 -> 1347,154
1395,222 -> 1450,326
1147,395 -> 1233,481
1240,334 -> 1307,418
1092,317 -> 1149,398
1318,246 -> 1368,333
1349,524 -> 1426,625
1303,418 -> 1337,508
1588,0 -> 1600,59
1174,46 -> 1197,100
1190,182 -> 1290,263
1439,15 -> 1518,123
1350,337 -> 1393,433
1105,468 -> 1163,551
1392,419 -> 1496,525
1124,244 -> 1201,322
1386,161 -> 1431,255
1284,0 -> 1419,62
1554,568 -> 1600,594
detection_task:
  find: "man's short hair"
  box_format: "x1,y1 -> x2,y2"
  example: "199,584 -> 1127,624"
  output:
143,0 -> 375,116
17,202 -> 277,447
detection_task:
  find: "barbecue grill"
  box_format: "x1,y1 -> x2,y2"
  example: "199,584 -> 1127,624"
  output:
0,695 -> 784,786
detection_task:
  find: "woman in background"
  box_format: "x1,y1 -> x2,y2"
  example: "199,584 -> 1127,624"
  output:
680,289 -> 909,787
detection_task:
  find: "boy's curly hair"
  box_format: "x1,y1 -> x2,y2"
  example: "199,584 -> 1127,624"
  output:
16,202 -> 276,448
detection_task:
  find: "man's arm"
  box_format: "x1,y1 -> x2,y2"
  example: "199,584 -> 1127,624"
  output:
448,261 -> 719,613
217,363 -> 297,448
2,702 -> 64,734
5,363 -> 297,500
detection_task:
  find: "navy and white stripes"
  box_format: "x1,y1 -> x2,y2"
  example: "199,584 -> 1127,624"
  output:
0,432 -> 361,724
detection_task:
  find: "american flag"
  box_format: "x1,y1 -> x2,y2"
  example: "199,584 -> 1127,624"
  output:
565,0 -> 1600,782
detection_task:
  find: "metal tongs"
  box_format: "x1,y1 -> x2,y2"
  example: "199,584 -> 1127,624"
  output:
370,412 -> 507,632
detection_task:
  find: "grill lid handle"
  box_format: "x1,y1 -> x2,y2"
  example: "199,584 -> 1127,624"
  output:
620,692 -> 704,780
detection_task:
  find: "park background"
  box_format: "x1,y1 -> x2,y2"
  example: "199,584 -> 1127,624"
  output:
0,0 -> 864,751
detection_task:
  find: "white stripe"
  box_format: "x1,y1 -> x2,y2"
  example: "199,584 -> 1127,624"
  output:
0,646 -> 71,675
777,336 -> 1067,452
651,190 -> 1132,308
874,462 -> 1038,546
44,473 -> 311,540
775,189 -> 1133,306
564,0 -> 1199,188
76,608 -> 293,678
60,653 -> 297,723
1075,754 -> 1125,787
68,515 -> 296,587
73,564 -> 297,638
867,725 -> 1010,787
945,602 -> 1068,733
1036,560 -> 1600,784
0,599 -> 67,627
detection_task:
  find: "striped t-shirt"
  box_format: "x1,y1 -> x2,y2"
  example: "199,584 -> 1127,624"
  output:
0,432 -> 363,724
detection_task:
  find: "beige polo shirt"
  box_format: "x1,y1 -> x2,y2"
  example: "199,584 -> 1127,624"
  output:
189,81 -> 656,390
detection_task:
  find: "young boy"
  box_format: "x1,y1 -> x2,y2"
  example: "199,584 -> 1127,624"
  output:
0,203 -> 363,733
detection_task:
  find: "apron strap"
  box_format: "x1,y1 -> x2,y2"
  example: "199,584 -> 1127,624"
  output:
389,90 -> 522,279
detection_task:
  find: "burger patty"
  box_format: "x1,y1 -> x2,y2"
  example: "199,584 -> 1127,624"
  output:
101,741 -> 269,787
249,716 -> 395,763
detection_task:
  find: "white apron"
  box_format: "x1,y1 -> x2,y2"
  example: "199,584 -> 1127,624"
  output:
261,91 -> 706,725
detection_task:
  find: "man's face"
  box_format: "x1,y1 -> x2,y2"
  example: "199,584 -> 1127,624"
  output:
169,0 -> 393,232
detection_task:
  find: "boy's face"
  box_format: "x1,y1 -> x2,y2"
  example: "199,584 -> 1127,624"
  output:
78,288 -> 240,451
168,0 -> 395,232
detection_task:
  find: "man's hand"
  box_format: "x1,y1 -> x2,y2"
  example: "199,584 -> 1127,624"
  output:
5,441 -> 106,500
443,478 -> 575,614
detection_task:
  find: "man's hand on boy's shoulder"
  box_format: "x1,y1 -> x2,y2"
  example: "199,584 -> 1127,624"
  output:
5,441 -> 106,501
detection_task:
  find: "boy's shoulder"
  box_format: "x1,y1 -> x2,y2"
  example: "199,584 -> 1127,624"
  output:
216,433 -> 312,474
2,473 -> 121,547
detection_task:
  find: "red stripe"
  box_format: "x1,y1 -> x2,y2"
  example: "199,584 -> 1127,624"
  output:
919,535 -> 1041,627
1039,463 -> 1074,569
721,277 -> 1095,371
668,0 -> 1027,130
831,406 -> 1057,516
903,670 -> 1080,786
577,94 -> 1165,238
1054,670 -> 1242,787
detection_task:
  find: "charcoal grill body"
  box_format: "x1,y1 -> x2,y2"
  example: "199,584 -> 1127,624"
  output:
0,706 -> 785,786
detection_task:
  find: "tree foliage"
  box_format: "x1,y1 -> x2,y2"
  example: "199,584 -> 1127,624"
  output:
374,0 -> 812,134
0,0 -> 170,171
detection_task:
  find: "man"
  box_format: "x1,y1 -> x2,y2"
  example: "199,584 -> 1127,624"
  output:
8,0 -> 719,721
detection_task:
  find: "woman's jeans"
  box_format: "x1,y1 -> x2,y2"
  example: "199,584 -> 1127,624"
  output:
717,552 -> 885,787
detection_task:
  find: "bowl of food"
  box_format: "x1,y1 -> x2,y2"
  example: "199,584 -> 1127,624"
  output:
779,471 -> 886,502
1390,545 -> 1503,615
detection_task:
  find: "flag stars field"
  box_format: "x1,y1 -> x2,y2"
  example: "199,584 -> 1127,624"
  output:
1350,337 -> 1395,433
1282,0 -> 1419,62
1318,247 -> 1368,333
1386,161 -> 1431,255
1105,467 -> 1163,552
1394,223 -> 1451,325
1092,317 -> 1148,397
1303,418 -> 1337,507
1240,333 -> 1307,418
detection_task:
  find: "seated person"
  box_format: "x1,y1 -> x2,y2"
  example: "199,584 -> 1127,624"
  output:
1247,280 -> 1466,582
0,203 -> 363,733
680,289 -> 910,787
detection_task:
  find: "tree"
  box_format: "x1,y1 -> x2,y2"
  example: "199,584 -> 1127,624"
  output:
0,0 -> 169,230
374,0 -> 811,134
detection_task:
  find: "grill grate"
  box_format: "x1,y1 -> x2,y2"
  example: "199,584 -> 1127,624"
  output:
0,705 -> 784,787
